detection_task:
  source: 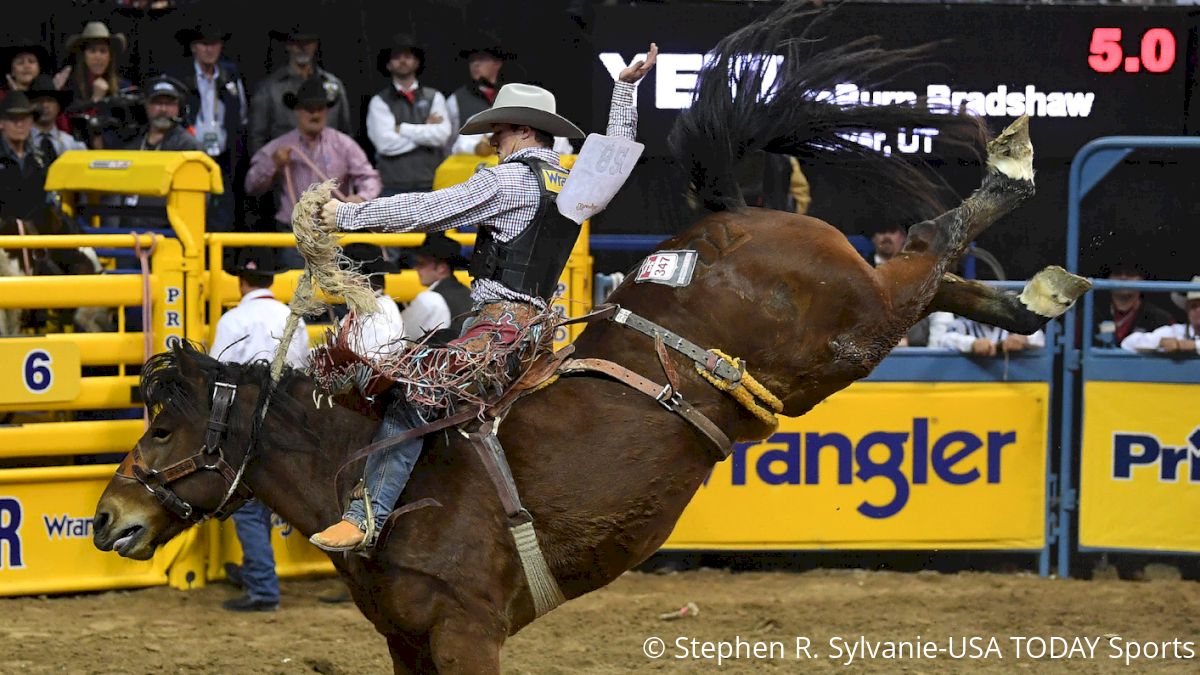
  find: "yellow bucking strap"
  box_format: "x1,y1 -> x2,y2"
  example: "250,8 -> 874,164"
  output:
694,349 -> 783,429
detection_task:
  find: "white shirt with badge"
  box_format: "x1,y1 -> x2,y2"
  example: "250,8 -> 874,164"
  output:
209,288 -> 309,367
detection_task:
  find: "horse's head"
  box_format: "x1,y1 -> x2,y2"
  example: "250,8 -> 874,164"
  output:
93,342 -> 268,560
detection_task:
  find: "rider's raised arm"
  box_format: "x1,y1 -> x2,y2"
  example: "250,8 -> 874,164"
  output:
607,42 -> 657,141
334,167 -> 504,233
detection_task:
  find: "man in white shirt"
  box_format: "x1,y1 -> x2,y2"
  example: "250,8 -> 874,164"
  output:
400,233 -> 472,345
340,243 -> 405,363
209,246 -> 307,613
928,310 -> 1045,356
367,34 -> 451,197
1121,278 -> 1200,355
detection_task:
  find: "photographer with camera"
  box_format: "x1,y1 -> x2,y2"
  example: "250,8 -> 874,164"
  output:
62,21 -> 135,148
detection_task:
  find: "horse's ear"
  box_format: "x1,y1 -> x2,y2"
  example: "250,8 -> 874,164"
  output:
175,341 -> 204,382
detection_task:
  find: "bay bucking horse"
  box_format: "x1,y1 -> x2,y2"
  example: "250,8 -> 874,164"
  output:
92,5 -> 1090,673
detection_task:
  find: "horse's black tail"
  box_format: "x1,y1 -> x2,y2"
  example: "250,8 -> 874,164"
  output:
668,2 -> 988,215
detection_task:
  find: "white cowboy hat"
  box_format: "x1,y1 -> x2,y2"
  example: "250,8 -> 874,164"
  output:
459,83 -> 584,138
1169,275 -> 1200,310
65,21 -> 127,55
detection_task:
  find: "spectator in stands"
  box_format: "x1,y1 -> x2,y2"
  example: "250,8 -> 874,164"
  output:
399,233 -> 472,345
446,39 -> 509,156
1093,262 -> 1174,348
29,75 -> 84,161
0,91 -> 50,221
864,221 -> 929,347
210,246 -> 308,613
172,21 -> 248,232
368,34 -> 451,197
2,39 -> 71,100
250,25 -> 351,155
62,21 -> 134,149
125,75 -> 201,151
929,310 -> 1044,356
447,38 -> 572,156
1121,276 -> 1200,356
245,75 -> 380,267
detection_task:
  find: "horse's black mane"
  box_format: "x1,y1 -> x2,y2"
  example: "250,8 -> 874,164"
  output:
141,340 -> 310,432
669,1 -> 988,221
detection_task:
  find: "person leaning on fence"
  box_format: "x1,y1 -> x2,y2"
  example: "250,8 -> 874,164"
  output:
210,246 -> 308,613
1093,262 -> 1174,348
245,74 -> 380,268
1121,277 -> 1200,356
863,221 -> 929,347
928,311 -> 1045,356
306,44 -> 660,553
399,233 -> 473,345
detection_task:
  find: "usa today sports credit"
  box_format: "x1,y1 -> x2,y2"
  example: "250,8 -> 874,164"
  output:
640,635 -> 1196,667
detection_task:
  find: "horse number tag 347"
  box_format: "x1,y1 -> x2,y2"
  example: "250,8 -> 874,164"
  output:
635,250 -> 698,287
556,133 -> 644,225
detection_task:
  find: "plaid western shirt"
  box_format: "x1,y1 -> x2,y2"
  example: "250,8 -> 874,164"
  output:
337,81 -> 639,307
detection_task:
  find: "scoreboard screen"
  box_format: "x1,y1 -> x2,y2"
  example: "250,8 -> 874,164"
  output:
592,4 -> 1198,159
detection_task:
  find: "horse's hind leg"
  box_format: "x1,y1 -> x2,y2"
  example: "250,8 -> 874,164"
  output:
902,116 -> 1036,263
429,620 -> 502,674
927,268 -> 1092,334
880,116 -> 1037,318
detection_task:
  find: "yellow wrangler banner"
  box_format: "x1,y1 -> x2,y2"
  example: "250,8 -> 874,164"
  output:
0,339 -> 81,405
0,466 -> 197,597
1079,381 -> 1200,553
664,382 -> 1049,550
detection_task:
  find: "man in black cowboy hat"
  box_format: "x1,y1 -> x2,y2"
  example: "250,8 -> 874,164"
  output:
368,33 -> 450,197
125,74 -> 201,152
211,245 -> 308,613
2,39 -> 70,95
169,20 -> 248,232
309,44 -> 659,552
28,74 -> 83,163
249,25 -> 350,155
246,74 -> 379,267
400,233 -> 472,345
0,91 -> 50,220
446,35 -> 513,156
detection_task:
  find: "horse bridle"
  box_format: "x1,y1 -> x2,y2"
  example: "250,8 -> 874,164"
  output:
115,381 -> 262,523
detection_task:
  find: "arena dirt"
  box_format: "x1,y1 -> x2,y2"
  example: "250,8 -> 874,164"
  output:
2,568 -> 1197,673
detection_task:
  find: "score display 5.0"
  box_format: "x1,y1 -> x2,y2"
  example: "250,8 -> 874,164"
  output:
1088,27 -> 1177,74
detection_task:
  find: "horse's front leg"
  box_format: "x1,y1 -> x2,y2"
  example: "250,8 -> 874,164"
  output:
927,268 -> 1091,334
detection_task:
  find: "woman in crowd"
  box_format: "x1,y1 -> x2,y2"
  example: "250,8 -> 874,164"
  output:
63,22 -> 133,148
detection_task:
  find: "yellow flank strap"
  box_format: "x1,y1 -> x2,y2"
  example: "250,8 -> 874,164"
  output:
694,349 -> 783,429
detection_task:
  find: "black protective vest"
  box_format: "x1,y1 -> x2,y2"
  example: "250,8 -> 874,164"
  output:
376,86 -> 442,192
428,275 -> 473,345
468,156 -> 578,302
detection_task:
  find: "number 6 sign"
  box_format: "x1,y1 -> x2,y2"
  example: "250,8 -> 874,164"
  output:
0,340 -> 81,405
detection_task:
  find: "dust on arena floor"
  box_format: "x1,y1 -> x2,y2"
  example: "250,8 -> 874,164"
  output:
2,566 -> 1197,673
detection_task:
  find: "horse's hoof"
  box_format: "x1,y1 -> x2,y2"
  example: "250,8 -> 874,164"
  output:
1019,265 -> 1092,318
986,115 -> 1034,182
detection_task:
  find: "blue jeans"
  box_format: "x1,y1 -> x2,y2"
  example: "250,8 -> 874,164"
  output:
230,500 -> 279,603
343,399 -> 426,532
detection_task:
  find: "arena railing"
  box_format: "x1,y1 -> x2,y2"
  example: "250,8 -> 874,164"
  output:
1070,279 -> 1200,576
1058,135 -> 1200,578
